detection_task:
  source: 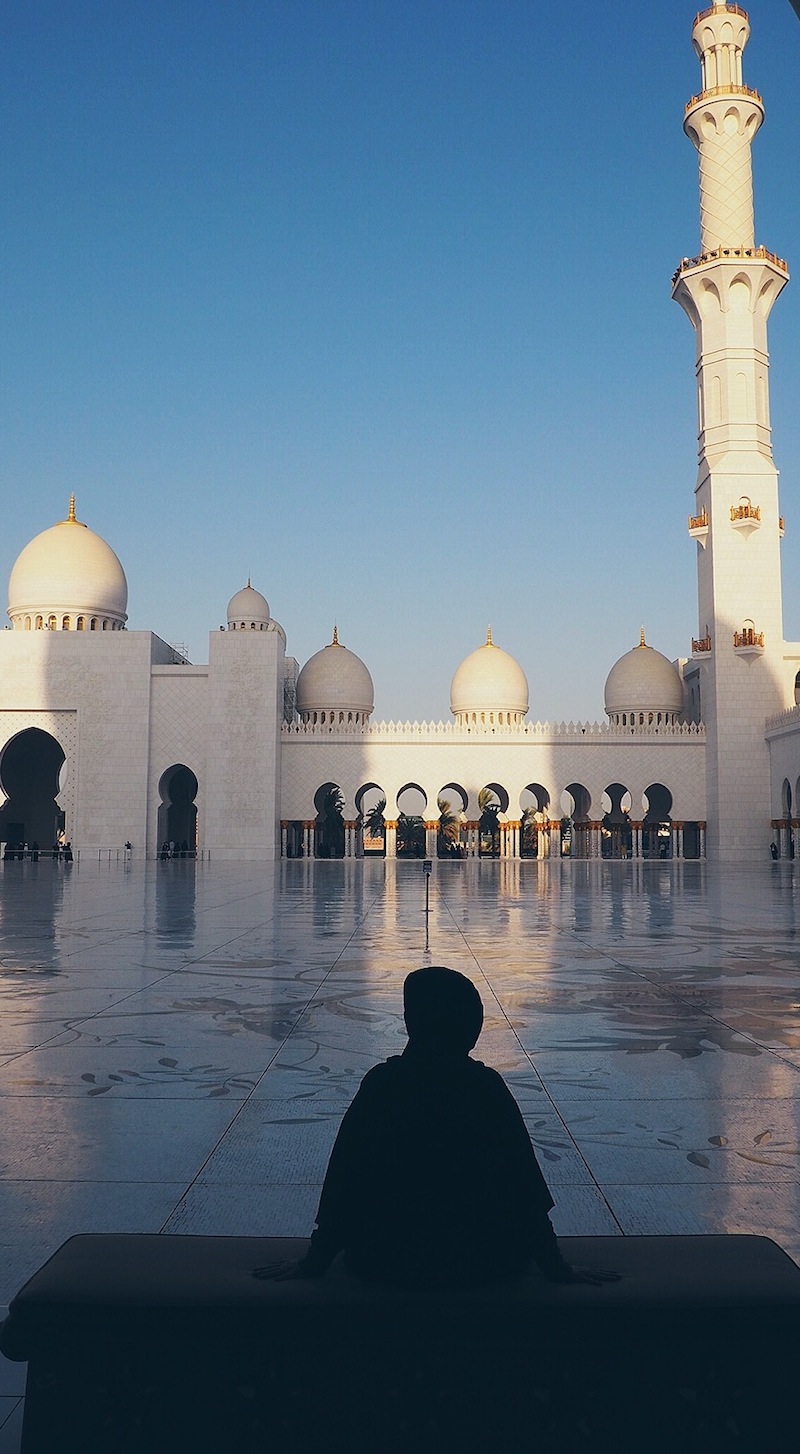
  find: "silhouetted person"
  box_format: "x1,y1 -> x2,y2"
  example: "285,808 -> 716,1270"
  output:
255,966 -> 616,1288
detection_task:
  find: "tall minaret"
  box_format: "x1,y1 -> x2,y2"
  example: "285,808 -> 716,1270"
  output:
673,1 -> 789,861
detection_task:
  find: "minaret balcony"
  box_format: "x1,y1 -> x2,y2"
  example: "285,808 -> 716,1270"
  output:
688,508 -> 709,545
733,627 -> 764,658
693,3 -> 748,24
685,82 -> 761,114
730,502 -> 760,539
779,516 -> 786,539
692,632 -> 712,657
671,245 -> 789,287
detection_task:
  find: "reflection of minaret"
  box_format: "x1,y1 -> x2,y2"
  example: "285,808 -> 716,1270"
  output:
673,2 -> 789,861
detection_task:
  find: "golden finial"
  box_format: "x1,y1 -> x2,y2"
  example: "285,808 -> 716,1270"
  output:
67,494 -> 77,523
639,627 -> 647,648
332,623 -> 340,646
246,575 -> 251,588
486,625 -> 493,646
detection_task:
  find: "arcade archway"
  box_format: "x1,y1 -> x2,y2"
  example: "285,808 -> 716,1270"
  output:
157,765 -> 198,854
0,729 -> 66,851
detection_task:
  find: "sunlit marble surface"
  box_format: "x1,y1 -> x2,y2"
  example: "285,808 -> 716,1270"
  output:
1,856 -> 800,1440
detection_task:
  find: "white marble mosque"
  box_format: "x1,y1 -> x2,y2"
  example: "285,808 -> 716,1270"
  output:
1,0 -> 799,867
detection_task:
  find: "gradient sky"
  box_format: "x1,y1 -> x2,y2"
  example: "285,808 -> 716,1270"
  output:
1,0 -> 799,723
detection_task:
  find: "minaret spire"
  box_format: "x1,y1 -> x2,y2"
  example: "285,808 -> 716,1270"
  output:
673,3 -> 790,861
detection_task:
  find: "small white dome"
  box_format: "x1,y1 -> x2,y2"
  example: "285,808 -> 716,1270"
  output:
8,497 -> 128,631
604,630 -> 684,721
296,627 -> 374,723
450,629 -> 529,724
227,580 -> 270,630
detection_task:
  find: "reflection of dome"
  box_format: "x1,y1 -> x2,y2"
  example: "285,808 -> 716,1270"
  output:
227,580 -> 270,630
8,496 -> 128,631
604,629 -> 684,725
450,628 -> 529,725
296,627 -> 374,724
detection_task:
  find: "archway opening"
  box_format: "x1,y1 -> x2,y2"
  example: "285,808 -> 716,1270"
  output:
561,783 -> 591,858
478,785 -> 503,858
396,783 -> 427,858
437,783 -> 466,858
642,783 -> 673,859
314,782 -> 346,859
157,765 -> 198,855
600,783 -> 633,859
356,783 -> 386,856
0,729 -> 66,854
520,784 -> 550,858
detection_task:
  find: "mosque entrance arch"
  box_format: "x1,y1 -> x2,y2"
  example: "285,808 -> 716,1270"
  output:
314,782 -> 345,859
437,783 -> 466,858
157,765 -> 198,855
600,783 -> 633,860
561,783 -> 591,858
0,729 -> 66,853
520,784 -> 550,858
478,784 -> 506,858
396,784 -> 427,858
642,783 -> 673,859
356,783 -> 386,856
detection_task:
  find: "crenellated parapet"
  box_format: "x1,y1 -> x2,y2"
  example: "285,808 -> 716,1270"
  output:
282,719 -> 705,742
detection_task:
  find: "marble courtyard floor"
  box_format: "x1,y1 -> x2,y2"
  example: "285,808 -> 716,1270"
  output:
2,854 -> 800,1443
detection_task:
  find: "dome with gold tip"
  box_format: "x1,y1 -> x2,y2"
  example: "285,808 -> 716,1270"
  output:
296,627 -> 374,725
604,629 -> 684,725
226,579 -> 270,630
450,628 -> 529,726
7,496 -> 128,632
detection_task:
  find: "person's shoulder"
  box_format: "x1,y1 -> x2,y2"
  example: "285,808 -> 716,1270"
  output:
467,1058 -> 517,1097
359,1056 -> 403,1088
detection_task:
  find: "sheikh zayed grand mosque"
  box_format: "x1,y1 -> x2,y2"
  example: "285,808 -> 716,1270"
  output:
1,1 -> 799,867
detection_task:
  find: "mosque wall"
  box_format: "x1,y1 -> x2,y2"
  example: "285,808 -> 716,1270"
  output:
147,667 -> 209,854
280,724 -> 706,824
0,632 -> 157,852
201,628 -> 285,858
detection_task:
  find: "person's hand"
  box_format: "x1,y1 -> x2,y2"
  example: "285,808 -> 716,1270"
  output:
251,1258 -> 323,1281
564,1265 -> 621,1286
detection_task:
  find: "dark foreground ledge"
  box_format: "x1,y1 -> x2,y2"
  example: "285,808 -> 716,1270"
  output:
3,1233 -> 800,1453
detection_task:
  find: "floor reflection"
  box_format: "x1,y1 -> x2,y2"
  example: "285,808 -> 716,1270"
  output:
0,856 -> 799,1312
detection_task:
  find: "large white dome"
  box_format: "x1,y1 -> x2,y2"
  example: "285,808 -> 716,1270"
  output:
604,630 -> 684,724
7,497 -> 128,631
296,628 -> 374,724
450,629 -> 529,725
227,581 -> 270,630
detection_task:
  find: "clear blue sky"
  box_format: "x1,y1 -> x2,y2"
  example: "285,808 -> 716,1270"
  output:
1,0 -> 799,723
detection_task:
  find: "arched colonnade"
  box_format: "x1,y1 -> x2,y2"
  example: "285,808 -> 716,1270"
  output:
282,778 -> 706,861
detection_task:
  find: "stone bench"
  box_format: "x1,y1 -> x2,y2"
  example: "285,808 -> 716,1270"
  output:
2,1233 -> 799,1452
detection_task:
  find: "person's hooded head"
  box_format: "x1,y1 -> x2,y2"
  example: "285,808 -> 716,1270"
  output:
403,966 -> 484,1057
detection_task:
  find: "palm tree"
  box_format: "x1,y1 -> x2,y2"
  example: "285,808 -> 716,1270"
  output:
362,796 -> 386,853
316,785 -> 345,858
397,813 -> 425,858
437,796 -> 461,857
521,804 -> 539,858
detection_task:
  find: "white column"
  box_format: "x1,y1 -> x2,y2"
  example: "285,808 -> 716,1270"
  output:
385,821 -> 397,859
281,825 -> 288,858
425,823 -> 437,858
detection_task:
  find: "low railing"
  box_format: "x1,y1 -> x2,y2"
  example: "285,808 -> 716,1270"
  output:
686,82 -> 760,111
692,634 -> 713,653
733,627 -> 764,648
693,4 -> 748,27
689,509 -> 708,530
672,244 -> 788,285
731,503 -> 760,521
